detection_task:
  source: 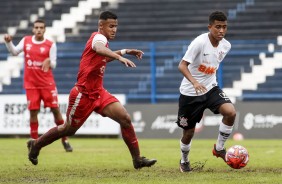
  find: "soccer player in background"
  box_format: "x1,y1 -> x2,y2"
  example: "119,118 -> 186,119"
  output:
27,11 -> 157,169
4,19 -> 73,152
175,11 -> 236,172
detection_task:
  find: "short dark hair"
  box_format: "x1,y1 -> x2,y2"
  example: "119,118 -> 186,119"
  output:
99,11 -> 118,20
209,11 -> 227,24
34,19 -> 46,27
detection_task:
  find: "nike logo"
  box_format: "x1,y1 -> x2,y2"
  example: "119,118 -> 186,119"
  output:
203,53 -> 209,56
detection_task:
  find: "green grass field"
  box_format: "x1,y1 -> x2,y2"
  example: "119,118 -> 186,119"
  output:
0,138 -> 281,184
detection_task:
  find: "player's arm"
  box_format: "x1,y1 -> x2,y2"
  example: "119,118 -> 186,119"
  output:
92,33 -> 136,67
113,49 -> 144,60
178,60 -> 207,95
42,43 -> 57,72
4,34 -> 23,56
178,60 -> 197,86
94,42 -> 136,67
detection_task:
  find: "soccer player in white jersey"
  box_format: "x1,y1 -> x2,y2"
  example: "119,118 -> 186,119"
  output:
176,11 -> 236,172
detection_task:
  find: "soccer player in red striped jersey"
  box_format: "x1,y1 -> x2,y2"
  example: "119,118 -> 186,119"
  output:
26,11 -> 157,169
4,19 -> 73,152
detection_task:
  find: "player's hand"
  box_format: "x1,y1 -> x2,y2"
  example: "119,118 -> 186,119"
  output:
118,57 -> 136,67
125,49 -> 144,60
4,34 -> 13,43
42,58 -> 51,72
193,81 -> 207,95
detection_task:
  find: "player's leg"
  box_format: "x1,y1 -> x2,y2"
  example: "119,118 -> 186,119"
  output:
208,87 -> 236,161
212,103 -> 236,161
102,102 -> 140,157
179,128 -> 194,172
26,89 -> 41,139
42,87 -> 73,152
101,100 -> 157,169
27,87 -> 92,165
50,107 -> 73,152
175,94 -> 204,172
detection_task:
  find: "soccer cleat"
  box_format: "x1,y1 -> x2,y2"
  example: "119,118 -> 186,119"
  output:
62,140 -> 73,152
133,156 -> 157,169
212,144 -> 227,162
27,139 -> 39,165
179,160 -> 192,172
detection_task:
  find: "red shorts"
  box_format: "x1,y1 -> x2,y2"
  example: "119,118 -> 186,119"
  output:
26,86 -> 59,110
66,87 -> 119,127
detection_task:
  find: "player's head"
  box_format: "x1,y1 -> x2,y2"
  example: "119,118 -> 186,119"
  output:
33,19 -> 46,40
208,11 -> 227,42
98,11 -> 118,40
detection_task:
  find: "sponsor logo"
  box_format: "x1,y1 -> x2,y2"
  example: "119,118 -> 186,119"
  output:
27,60 -> 43,67
198,64 -> 216,74
203,53 -> 209,56
243,113 -> 282,130
132,111 -> 146,132
151,115 -> 178,133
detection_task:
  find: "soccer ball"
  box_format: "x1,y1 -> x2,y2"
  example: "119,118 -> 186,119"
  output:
225,145 -> 249,169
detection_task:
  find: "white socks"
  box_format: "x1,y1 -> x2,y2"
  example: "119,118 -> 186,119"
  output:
180,140 -> 191,163
216,122 -> 233,151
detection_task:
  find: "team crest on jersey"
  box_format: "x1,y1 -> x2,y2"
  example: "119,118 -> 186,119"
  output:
219,92 -> 230,101
26,44 -> 32,51
179,117 -> 188,127
218,51 -> 225,60
40,47 -> 45,53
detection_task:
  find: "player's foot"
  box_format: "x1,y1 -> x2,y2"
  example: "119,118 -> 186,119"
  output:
179,160 -> 192,172
133,156 -> 157,169
62,140 -> 73,152
27,139 -> 39,165
212,144 -> 226,162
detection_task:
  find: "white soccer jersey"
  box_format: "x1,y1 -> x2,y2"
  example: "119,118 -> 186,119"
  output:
180,32 -> 231,96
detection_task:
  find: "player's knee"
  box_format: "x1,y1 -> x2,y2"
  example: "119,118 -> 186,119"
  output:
119,113 -> 131,128
227,110 -> 236,120
223,110 -> 236,123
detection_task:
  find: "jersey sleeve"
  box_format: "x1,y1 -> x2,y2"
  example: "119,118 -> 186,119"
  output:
5,37 -> 24,56
49,43 -> 57,68
182,38 -> 202,64
91,34 -> 108,50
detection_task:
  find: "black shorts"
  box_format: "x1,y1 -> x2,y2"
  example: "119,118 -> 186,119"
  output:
176,86 -> 232,130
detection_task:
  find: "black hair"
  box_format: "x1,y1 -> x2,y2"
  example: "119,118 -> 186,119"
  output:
209,11 -> 227,24
99,11 -> 118,20
34,19 -> 46,27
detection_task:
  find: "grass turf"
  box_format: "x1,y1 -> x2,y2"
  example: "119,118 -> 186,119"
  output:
0,138 -> 281,184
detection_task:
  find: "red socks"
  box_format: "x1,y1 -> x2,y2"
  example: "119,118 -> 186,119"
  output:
121,124 -> 140,159
30,121 -> 39,139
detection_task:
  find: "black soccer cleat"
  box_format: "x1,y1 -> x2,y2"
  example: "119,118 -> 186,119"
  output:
62,140 -> 73,152
27,139 -> 39,165
212,144 -> 227,162
133,156 -> 157,169
179,160 -> 192,172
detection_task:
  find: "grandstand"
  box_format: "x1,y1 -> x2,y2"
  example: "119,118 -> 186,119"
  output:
0,0 -> 282,103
